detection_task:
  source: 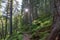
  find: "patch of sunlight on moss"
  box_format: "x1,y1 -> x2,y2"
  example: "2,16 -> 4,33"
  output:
17,31 -> 20,34
5,35 -> 10,40
43,21 -> 50,24
41,23 -> 44,27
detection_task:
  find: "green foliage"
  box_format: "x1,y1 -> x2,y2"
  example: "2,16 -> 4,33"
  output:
5,33 -> 23,40
32,15 -> 52,32
0,0 -> 52,40
29,15 -> 52,40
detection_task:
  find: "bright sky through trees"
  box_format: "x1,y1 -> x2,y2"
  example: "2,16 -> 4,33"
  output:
17,0 -> 22,5
0,0 -> 22,16
0,0 -> 22,11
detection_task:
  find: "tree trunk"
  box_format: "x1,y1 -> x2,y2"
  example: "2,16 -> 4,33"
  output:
1,20 -> 4,39
48,0 -> 60,40
9,0 -> 13,35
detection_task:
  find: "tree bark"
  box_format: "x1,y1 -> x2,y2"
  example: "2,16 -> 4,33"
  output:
9,0 -> 13,35
48,0 -> 60,40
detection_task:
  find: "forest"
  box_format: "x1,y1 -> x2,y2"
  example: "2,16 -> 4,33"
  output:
0,0 -> 60,40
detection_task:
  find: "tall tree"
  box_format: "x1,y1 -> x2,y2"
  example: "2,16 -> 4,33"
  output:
1,18 -> 4,39
48,0 -> 60,40
4,2 -> 9,38
9,0 -> 13,35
